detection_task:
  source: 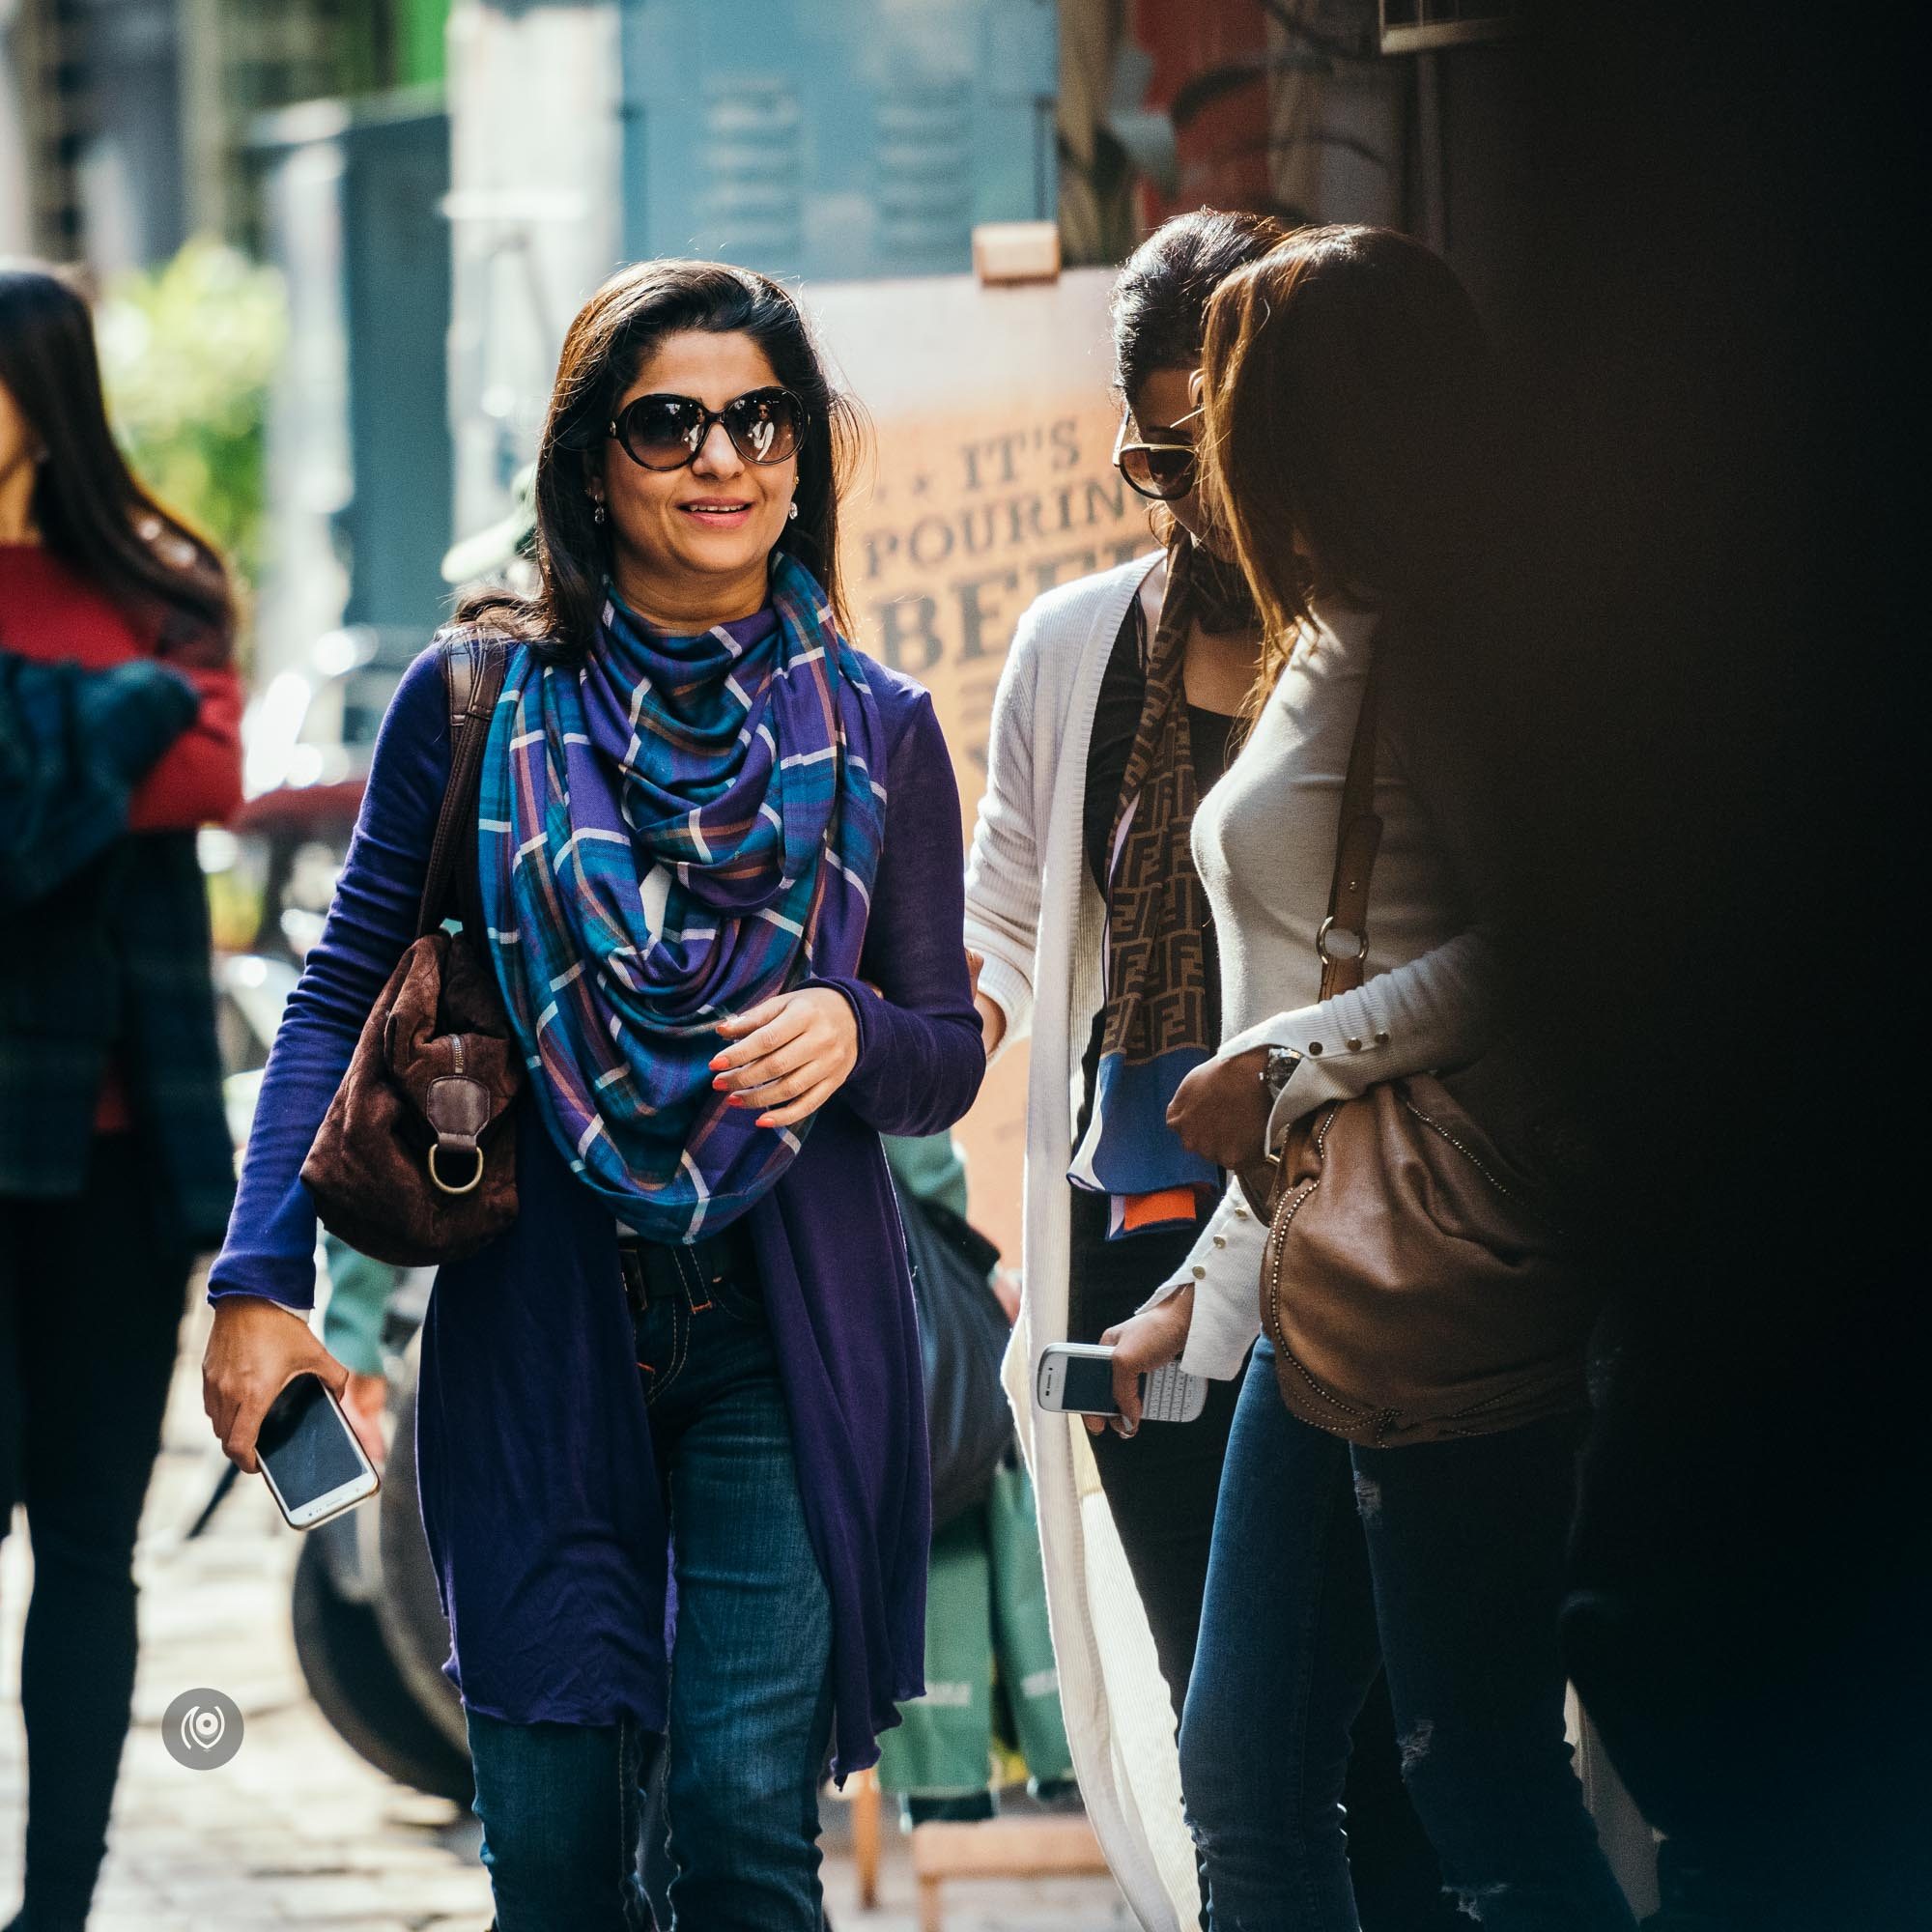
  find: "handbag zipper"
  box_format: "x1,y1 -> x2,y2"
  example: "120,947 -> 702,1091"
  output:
1395,1093 -> 1559,1234
1263,1121 -> 1398,1438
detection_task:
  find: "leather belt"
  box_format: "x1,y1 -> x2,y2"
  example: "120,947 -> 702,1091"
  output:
617,1222 -> 756,1314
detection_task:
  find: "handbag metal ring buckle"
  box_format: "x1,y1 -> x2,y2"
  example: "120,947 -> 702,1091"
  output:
427,1143 -> 486,1196
1316,916 -> 1368,963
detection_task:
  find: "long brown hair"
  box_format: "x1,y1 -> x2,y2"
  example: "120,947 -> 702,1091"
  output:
462,260 -> 862,661
0,261 -> 234,666
1197,225 -> 1491,710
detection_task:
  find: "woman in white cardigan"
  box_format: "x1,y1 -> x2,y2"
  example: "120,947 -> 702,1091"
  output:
964,212 -> 1446,1932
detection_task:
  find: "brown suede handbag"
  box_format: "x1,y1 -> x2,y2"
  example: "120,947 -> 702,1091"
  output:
1257,662 -> 1601,1447
300,631 -> 522,1265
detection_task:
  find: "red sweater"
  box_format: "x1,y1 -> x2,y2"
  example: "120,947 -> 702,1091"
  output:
0,541 -> 243,1127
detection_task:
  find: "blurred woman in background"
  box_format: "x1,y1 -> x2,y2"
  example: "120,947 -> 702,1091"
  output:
0,261 -> 242,1932
966,211 -> 1449,1931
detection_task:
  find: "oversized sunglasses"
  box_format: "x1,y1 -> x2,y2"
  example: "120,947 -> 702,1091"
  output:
1114,405 -> 1205,502
607,386 -> 809,471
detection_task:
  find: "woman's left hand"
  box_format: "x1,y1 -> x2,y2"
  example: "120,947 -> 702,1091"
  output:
1166,1046 -> 1272,1170
711,987 -> 860,1128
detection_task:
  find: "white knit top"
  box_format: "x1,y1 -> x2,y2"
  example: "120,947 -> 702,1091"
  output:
1147,596 -> 1493,1378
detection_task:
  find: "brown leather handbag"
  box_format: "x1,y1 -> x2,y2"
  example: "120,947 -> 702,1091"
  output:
1258,663 -> 1602,1447
300,632 -> 522,1266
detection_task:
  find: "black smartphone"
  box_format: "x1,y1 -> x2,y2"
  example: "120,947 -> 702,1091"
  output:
256,1373 -> 380,1530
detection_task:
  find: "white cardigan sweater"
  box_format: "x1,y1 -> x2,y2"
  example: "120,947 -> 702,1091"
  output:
964,552 -> 1204,1932
1145,596 -> 1492,1380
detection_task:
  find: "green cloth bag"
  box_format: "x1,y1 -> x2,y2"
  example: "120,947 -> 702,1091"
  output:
877,1507 -> 996,1797
876,1460 -> 1072,1798
987,1458 -> 1072,1785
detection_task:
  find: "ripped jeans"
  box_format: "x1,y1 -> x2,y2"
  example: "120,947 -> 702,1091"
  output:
1179,1342 -> 1636,1932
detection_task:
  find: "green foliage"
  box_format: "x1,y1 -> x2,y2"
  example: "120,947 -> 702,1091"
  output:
95,238 -> 287,611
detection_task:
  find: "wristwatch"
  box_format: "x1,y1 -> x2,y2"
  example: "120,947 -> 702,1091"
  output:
1261,1045 -> 1303,1101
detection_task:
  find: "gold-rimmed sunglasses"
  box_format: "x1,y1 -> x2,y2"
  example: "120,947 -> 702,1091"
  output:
1114,404 -> 1205,502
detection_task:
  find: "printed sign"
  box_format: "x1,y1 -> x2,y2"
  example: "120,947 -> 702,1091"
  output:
808,270 -> 1158,1259
851,403 -> 1153,801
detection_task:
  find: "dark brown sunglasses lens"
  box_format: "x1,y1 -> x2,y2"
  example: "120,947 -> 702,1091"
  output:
620,400 -> 703,469
726,394 -> 804,464
1121,445 -> 1195,499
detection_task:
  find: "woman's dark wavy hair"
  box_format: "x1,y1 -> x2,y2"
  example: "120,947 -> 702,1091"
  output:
1109,208 -> 1288,621
1199,223 -> 1492,714
1112,207 -> 1292,408
462,260 -> 862,660
0,260 -> 234,666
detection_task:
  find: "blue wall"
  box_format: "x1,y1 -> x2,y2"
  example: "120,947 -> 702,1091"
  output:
616,0 -> 1058,281
256,92 -> 453,638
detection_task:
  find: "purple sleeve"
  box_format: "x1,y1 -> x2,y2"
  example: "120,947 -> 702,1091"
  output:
812,692 -> 986,1139
206,647 -> 451,1308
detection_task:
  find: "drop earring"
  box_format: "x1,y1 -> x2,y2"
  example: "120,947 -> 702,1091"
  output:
787,499 -> 799,522
592,501 -> 607,526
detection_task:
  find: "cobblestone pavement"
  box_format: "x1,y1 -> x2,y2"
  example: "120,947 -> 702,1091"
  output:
2,1290 -> 1129,1931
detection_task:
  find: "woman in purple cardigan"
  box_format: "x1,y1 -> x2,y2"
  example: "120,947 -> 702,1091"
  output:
201,261 -> 984,1931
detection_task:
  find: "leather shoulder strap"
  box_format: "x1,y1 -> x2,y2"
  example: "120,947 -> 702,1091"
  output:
1317,656 -> 1383,1001
415,632 -> 511,938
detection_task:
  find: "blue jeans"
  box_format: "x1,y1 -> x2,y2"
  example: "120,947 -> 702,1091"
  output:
466,1251 -> 835,1931
1179,1342 -> 1636,1932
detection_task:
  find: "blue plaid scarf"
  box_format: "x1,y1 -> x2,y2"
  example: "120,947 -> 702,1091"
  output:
477,552 -> 888,1239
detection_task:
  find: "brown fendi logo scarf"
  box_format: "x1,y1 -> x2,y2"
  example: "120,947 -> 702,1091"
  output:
1067,539 -> 1234,1236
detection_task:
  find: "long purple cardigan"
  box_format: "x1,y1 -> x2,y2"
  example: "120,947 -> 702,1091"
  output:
208,639 -> 984,1776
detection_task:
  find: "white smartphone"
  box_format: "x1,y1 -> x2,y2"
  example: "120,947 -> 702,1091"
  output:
1035,1341 -> 1208,1424
256,1374 -> 380,1530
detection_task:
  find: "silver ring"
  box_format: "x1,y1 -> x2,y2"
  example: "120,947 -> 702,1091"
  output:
1317,916 -> 1368,962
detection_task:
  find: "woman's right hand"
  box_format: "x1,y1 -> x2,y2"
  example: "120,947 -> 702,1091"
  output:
1083,1287 -> 1195,1440
202,1295 -> 351,1474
